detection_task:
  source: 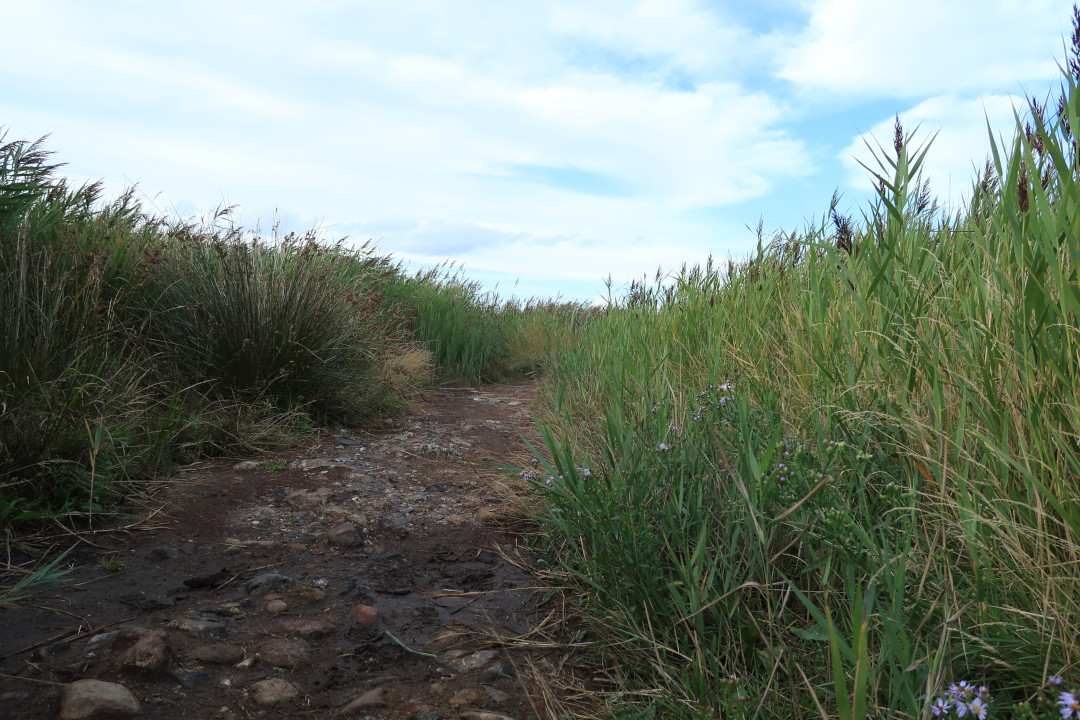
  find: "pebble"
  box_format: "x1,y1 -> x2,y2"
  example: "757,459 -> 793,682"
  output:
176,617 -> 228,641
481,661 -> 510,681
117,628 -> 171,672
259,638 -> 313,668
233,460 -> 262,470
59,680 -> 140,720
170,668 -> 211,688
449,687 -> 486,707
461,713 -> 517,720
148,546 -> 178,560
340,686 -> 387,714
483,685 -> 512,706
445,649 -> 498,672
250,678 -> 300,706
246,572 -> 292,595
327,522 -> 362,547
188,644 -> 245,664
353,604 -> 381,627
270,618 -> 334,640
266,600 -> 288,614
410,707 -> 441,720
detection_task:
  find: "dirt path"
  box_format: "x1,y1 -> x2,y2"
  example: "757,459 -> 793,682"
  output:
0,383 -> 573,720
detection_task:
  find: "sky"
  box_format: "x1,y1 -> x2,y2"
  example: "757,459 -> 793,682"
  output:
1,1 -> 1075,302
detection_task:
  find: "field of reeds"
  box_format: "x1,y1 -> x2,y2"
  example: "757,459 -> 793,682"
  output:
0,136 -> 585,536
520,14 -> 1080,720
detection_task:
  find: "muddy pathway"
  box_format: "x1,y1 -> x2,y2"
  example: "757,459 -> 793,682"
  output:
0,383 -> 581,720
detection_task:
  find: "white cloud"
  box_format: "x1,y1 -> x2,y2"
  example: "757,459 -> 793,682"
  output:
3,0 -> 1073,300
780,0 -> 1065,98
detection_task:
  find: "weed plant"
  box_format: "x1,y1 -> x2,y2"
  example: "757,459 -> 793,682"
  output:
529,12 -> 1080,719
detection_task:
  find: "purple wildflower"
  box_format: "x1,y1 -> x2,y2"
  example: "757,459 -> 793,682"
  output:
1060,692 -> 1080,719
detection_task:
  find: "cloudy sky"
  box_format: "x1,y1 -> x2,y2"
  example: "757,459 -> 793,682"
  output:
2,1 -> 1073,301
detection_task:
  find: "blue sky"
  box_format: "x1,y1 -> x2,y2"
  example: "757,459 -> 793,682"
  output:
1,0 -> 1073,302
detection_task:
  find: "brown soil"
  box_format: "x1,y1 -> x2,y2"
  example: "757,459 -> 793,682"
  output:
0,383 -> 585,720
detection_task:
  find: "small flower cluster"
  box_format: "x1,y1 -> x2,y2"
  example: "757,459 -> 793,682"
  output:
519,457 -> 543,482
930,682 -> 992,719
690,382 -> 734,422
1060,690 -> 1079,719
1051,675 -> 1080,720
1012,675 -> 1079,720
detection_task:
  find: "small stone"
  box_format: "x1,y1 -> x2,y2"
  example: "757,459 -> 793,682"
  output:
353,604 -> 381,627
246,572 -> 292,595
233,460 -> 262,470
327,522 -> 361,547
446,649 -> 497,672
259,638 -> 312,668
312,577 -> 330,589
59,679 -> 140,720
251,678 -> 300,706
481,661 -> 510,681
339,580 -> 358,596
483,686 -> 512,706
410,707 -> 441,720
189,644 -> 245,664
148,546 -> 177,560
176,617 -> 228,641
460,713 -> 517,720
449,687 -> 486,708
299,588 -> 327,602
270,618 -> 333,640
424,484 -> 447,493
266,600 -> 288,614
117,628 -> 171,672
170,668 -> 211,688
341,686 -> 387,713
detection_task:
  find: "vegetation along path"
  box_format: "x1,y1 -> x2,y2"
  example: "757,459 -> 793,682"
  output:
0,382 -> 576,720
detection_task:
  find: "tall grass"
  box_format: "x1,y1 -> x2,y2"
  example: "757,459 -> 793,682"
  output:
528,13 -> 1080,718
380,264 -> 594,383
0,135 -> 562,532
